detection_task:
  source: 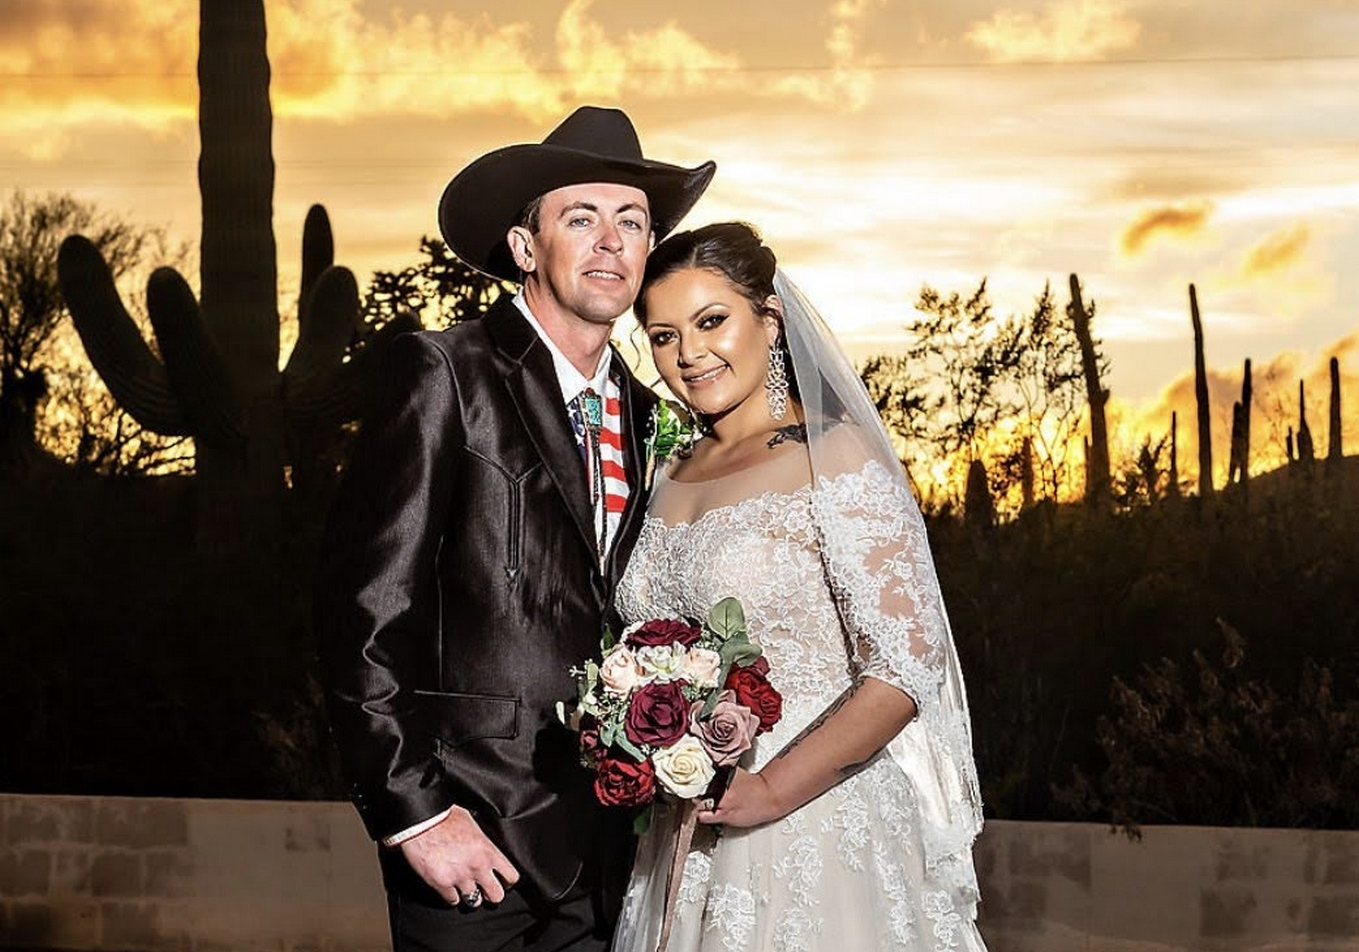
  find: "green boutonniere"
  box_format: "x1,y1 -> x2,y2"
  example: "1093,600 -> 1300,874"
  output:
644,400 -> 695,490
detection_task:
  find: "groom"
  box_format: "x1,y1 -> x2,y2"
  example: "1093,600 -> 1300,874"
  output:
316,107 -> 714,951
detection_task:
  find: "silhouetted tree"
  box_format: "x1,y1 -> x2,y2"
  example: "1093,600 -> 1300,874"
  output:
365,237 -> 513,329
862,279 -> 1084,512
0,191 -> 157,464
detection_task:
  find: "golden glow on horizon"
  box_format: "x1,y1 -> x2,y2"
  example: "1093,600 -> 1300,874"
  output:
1,0 -> 1357,490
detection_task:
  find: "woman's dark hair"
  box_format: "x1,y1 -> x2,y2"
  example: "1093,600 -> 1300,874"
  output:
634,221 -> 778,325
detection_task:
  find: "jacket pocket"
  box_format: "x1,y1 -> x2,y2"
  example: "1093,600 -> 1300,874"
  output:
413,690 -> 520,749
463,449 -> 540,583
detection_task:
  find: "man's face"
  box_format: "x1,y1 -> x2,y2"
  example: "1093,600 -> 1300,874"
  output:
515,182 -> 651,328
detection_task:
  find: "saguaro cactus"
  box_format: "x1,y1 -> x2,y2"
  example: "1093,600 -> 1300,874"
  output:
1328,355 -> 1342,461
1168,411 -> 1180,499
57,0 -> 414,552
1190,284 -> 1213,498
1297,380 -> 1315,465
1068,274 -> 1110,507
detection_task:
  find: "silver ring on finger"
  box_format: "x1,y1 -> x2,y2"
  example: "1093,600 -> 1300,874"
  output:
458,886 -> 483,908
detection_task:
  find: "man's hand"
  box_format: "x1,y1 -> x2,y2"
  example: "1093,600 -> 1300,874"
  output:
399,806 -> 520,906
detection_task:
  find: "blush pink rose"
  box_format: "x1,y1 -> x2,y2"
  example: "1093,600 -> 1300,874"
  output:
688,690 -> 760,767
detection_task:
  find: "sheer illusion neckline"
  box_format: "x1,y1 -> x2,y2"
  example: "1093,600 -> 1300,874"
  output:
661,445 -> 803,486
644,483 -> 813,530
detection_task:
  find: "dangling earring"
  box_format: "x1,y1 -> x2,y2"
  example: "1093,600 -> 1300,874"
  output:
765,345 -> 789,421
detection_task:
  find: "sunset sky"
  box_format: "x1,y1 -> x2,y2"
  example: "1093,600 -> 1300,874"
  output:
3,0 -> 1358,477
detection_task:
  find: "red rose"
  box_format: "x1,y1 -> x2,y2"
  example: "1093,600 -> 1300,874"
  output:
745,655 -> 770,677
594,755 -> 656,807
625,619 -> 702,648
578,726 -> 605,766
624,680 -> 691,748
725,667 -> 783,734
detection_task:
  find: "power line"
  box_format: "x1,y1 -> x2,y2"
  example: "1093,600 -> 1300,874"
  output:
3,51 -> 1359,79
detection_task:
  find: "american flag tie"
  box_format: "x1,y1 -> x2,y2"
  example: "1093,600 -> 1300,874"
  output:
569,385 -> 628,559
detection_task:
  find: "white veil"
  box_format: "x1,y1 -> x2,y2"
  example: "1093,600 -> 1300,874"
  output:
776,269 -> 985,915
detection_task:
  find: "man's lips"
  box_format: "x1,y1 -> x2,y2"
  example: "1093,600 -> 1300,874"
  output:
583,269 -> 624,281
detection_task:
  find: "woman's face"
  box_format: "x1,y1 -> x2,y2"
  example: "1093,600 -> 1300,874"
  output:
642,267 -> 780,421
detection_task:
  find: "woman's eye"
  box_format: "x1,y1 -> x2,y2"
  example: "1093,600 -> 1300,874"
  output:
698,313 -> 727,330
648,332 -> 675,346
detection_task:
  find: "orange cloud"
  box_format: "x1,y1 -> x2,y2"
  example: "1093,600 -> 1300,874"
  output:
1119,202 -> 1214,257
966,0 -> 1141,63
3,0 -> 886,153
1240,223 -> 1310,279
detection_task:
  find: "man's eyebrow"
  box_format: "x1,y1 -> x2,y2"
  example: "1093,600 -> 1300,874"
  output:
556,200 -> 650,218
557,201 -> 600,216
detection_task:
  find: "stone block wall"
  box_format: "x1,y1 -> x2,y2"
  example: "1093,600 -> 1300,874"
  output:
0,794 -> 387,952
2,793 -> 1358,952
974,821 -> 1359,951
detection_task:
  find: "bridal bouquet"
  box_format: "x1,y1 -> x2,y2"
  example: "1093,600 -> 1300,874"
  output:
559,597 -> 782,823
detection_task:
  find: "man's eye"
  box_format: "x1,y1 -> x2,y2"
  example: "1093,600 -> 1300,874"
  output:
569,216 -> 593,227
620,219 -> 644,231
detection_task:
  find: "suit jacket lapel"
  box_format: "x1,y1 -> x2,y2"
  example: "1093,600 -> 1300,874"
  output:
486,299 -> 597,558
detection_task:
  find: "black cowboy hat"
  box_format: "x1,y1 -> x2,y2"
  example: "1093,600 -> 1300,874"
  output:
438,106 -> 716,282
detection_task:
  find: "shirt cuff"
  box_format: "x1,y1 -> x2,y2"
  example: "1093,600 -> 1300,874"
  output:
381,807 -> 453,847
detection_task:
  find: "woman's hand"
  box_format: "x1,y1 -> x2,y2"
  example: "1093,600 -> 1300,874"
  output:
695,768 -> 784,828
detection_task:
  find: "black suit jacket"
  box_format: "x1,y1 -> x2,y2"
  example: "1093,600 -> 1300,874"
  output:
316,296 -> 657,904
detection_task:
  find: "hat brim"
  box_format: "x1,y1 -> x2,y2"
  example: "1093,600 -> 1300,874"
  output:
439,144 -> 716,282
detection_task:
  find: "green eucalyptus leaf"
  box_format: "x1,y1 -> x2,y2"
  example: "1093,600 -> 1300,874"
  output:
632,804 -> 654,836
719,639 -> 761,668
707,597 -> 746,640
615,732 -> 647,762
600,628 -> 616,653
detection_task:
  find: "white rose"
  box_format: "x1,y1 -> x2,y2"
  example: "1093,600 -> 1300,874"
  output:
599,644 -> 644,696
681,647 -> 722,689
635,643 -> 687,682
651,735 -> 717,799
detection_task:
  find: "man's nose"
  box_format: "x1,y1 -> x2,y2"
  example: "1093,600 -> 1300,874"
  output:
596,222 -> 623,253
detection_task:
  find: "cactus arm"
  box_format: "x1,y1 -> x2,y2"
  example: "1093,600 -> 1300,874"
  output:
145,267 -> 246,455
57,235 -> 190,435
284,265 -> 360,395
287,313 -> 420,430
299,204 -> 335,321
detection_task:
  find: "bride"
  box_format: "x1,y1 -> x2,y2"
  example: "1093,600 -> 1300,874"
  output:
612,222 -> 989,952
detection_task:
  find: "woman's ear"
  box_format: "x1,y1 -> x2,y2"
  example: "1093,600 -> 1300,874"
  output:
507,227 -> 535,274
762,294 -> 785,347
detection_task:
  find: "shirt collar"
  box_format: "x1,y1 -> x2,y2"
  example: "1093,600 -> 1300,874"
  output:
513,291 -> 613,404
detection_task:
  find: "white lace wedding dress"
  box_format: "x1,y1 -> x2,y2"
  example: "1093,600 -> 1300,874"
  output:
613,446 -> 988,952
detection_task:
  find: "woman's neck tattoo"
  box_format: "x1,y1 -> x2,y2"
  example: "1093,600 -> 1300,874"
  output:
767,424 -> 808,448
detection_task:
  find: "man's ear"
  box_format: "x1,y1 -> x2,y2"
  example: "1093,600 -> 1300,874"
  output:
508,226 -> 536,274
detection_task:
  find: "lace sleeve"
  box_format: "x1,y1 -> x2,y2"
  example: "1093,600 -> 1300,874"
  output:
811,456 -> 985,917
810,458 -> 947,703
